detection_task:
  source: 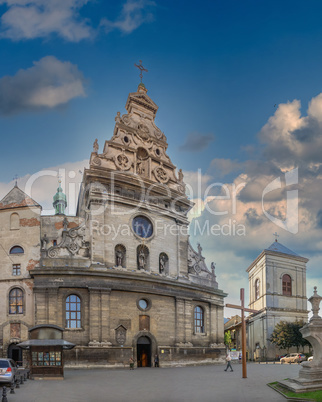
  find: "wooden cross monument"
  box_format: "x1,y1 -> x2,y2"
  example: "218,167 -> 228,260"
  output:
226,288 -> 258,378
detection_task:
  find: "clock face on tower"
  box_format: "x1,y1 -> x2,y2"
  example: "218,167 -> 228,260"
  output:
132,215 -> 153,238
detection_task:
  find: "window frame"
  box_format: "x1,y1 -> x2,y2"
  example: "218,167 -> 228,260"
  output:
12,264 -> 21,276
9,245 -> 24,255
65,294 -> 82,329
194,305 -> 205,334
282,274 -> 292,296
255,279 -> 260,300
9,287 -> 24,315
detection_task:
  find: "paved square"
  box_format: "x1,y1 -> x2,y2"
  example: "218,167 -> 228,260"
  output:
2,363 -> 301,402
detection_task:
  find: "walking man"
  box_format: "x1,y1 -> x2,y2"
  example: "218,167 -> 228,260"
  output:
224,354 -> 233,372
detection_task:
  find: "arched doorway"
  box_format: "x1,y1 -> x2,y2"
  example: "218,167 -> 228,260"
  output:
8,343 -> 22,365
137,336 -> 151,367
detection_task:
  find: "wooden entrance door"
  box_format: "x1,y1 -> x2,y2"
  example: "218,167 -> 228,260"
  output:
137,336 -> 151,367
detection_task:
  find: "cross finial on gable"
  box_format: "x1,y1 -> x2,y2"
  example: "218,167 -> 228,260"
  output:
134,60 -> 148,83
273,232 -> 279,242
13,174 -> 19,187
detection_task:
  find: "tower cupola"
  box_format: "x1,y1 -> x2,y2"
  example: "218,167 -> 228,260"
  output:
53,181 -> 67,215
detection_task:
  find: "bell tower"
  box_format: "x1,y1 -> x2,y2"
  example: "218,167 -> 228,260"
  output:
247,238 -> 309,360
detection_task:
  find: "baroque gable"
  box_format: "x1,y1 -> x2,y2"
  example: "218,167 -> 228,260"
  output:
88,84 -> 186,196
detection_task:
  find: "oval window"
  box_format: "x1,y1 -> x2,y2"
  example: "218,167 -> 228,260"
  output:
138,299 -> 148,310
132,216 -> 153,238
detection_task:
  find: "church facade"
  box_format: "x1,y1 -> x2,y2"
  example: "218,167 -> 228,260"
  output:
246,240 -> 309,361
0,83 -> 227,368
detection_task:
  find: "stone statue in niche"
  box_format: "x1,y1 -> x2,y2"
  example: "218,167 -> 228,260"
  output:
159,254 -> 168,274
116,250 -> 123,267
41,234 -> 48,251
138,249 -> 146,270
93,139 -> 99,153
137,160 -> 145,175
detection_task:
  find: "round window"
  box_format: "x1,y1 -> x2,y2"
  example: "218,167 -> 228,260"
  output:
132,216 -> 153,238
138,299 -> 148,310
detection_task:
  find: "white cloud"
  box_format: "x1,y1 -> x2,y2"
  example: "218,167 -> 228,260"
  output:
0,56 -> 86,115
100,0 -> 155,34
0,0 -> 93,41
0,0 -> 156,41
0,159 -> 89,215
187,93 -> 322,310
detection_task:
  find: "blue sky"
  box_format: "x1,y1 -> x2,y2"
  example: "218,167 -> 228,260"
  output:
1,0 -> 322,312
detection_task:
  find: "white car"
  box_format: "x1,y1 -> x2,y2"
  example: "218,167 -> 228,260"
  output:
308,356 -> 313,361
280,353 -> 306,363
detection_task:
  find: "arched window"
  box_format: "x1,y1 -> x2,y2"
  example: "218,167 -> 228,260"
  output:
66,295 -> 81,329
115,244 -> 126,267
10,213 -> 20,230
282,274 -> 292,296
9,288 -> 23,314
194,306 -> 204,333
255,279 -> 260,300
10,246 -> 24,254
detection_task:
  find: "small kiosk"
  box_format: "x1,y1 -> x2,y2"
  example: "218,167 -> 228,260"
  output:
18,324 -> 75,379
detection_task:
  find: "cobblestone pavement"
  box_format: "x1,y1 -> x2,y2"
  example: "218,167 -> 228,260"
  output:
0,362 -> 302,402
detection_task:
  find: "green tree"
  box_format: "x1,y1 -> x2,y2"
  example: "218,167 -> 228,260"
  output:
269,320 -> 310,352
224,330 -> 232,348
290,321 -> 311,352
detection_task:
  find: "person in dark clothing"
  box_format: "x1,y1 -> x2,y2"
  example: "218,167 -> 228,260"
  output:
154,355 -> 159,367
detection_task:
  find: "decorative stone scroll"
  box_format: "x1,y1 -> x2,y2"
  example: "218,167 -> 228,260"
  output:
153,165 -> 169,184
92,156 -> 101,166
47,221 -> 90,258
121,114 -> 133,127
177,184 -> 186,194
114,152 -> 131,171
137,122 -> 150,140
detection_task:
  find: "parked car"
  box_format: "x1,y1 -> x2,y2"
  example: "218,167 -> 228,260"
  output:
280,353 -> 307,364
0,359 -> 18,384
308,356 -> 314,361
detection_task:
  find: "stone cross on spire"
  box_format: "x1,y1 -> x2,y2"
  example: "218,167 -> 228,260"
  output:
134,60 -> 148,83
13,174 -> 19,187
273,232 -> 279,242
